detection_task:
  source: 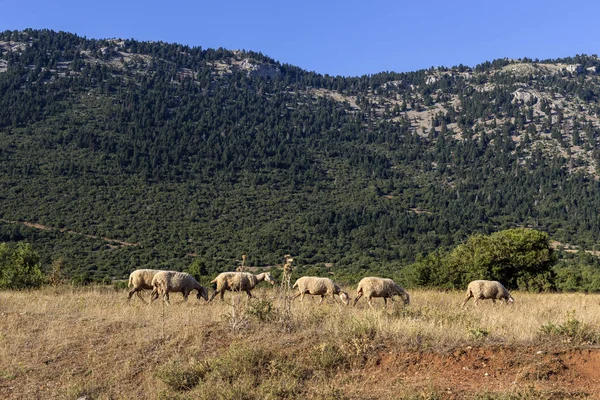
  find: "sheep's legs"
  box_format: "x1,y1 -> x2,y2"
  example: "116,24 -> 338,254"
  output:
334,294 -> 345,305
209,289 -> 227,302
208,290 -> 220,302
127,289 -> 149,305
353,292 -> 364,307
136,290 -> 148,304
461,295 -> 472,308
149,289 -> 159,304
332,293 -> 340,305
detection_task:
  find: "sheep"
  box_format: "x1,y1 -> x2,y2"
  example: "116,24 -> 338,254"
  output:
127,269 -> 162,303
208,271 -> 275,302
353,277 -> 410,308
149,271 -> 209,305
461,280 -> 514,308
292,276 -> 349,305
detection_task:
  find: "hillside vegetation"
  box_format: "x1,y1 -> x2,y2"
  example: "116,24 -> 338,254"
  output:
1,29 -> 600,285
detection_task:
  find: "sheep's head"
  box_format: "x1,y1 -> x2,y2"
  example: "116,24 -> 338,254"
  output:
339,291 -> 350,306
402,293 -> 410,305
197,287 -> 209,301
264,272 -> 275,285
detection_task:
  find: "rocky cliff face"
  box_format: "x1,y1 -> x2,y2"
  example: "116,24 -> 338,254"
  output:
239,58 -> 281,78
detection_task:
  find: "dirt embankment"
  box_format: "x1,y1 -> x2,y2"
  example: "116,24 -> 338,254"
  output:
354,345 -> 600,398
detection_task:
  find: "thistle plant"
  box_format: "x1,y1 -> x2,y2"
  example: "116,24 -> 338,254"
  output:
278,254 -> 294,332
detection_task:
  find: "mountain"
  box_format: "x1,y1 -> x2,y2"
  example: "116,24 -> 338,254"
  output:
1,29 -> 600,282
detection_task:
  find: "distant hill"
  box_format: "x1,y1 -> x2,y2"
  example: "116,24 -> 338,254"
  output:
1,29 -> 600,281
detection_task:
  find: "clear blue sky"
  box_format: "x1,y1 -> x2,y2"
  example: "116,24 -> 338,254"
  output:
1,0 -> 598,77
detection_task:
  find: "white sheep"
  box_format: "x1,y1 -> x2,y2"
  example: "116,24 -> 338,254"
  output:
127,269 -> 162,303
149,271 -> 209,305
461,280 -> 514,308
209,271 -> 275,302
353,277 -> 410,308
292,276 -> 349,305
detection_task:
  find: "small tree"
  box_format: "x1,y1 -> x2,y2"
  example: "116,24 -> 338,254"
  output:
0,243 -> 45,289
185,258 -> 210,285
406,228 -> 556,291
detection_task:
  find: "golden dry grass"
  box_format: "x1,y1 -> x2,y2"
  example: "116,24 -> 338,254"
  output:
1,286 -> 599,399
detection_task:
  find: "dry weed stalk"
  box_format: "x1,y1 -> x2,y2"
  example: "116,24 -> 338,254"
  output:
223,293 -> 249,332
277,254 -> 294,332
235,253 -> 248,272
47,258 -> 66,286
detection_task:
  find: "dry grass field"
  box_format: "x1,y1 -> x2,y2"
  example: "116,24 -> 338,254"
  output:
1,285 -> 600,399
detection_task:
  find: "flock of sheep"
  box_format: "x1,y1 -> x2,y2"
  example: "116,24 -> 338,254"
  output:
127,269 -> 515,308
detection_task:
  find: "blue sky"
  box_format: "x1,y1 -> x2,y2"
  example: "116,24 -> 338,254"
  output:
1,0 -> 598,77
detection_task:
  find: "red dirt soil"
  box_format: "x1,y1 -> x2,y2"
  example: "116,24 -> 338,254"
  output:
348,345 -> 600,399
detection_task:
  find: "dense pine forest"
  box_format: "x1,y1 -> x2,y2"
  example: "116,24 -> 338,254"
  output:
1,29 -> 600,289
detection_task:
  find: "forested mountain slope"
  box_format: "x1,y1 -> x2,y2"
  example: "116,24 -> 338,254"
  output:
1,29 -> 600,281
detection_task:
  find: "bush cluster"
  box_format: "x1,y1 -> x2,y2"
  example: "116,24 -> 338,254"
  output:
0,242 -> 44,289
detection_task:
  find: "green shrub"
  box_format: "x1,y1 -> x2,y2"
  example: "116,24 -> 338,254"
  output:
246,298 -> 277,322
468,327 -> 490,340
195,345 -> 309,398
210,346 -> 272,384
155,360 -> 209,391
310,343 -> 349,375
0,242 -> 44,289
553,257 -> 600,293
184,259 -> 209,284
111,280 -> 129,291
538,311 -> 600,345
404,228 -> 556,290
70,272 -> 93,286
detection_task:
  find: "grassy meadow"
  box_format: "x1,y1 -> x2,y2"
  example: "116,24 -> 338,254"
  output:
1,285 -> 599,399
